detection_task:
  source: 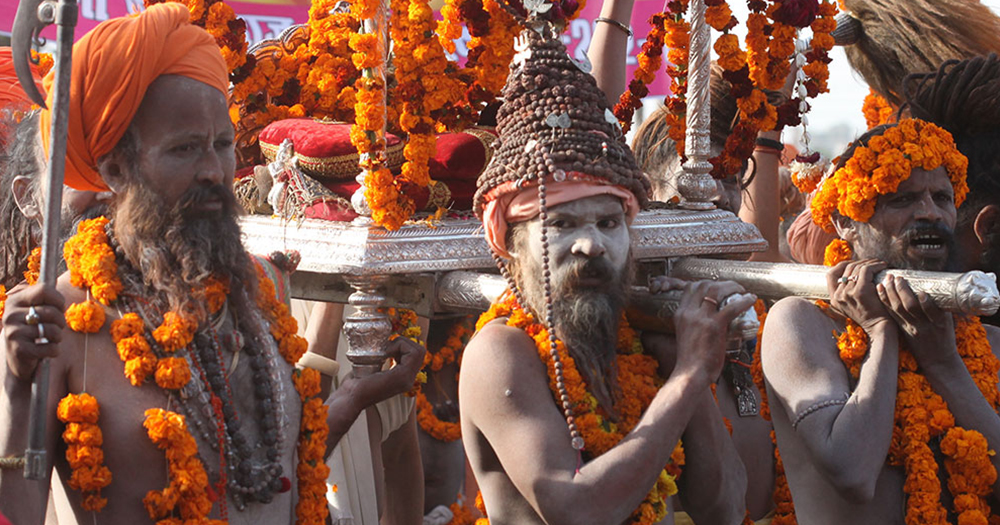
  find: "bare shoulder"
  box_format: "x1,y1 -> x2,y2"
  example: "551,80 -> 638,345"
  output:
460,319 -> 550,424
760,297 -> 847,413
762,296 -> 836,355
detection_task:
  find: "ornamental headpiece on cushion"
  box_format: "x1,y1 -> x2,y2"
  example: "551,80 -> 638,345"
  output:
473,22 -> 650,220
810,118 -> 969,235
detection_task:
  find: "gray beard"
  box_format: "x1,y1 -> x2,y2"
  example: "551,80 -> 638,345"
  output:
514,261 -> 630,414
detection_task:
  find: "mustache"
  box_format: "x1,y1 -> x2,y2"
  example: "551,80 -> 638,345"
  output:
565,258 -> 617,287
174,184 -> 236,215
899,221 -> 955,245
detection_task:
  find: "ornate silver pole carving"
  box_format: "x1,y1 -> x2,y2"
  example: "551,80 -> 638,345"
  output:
342,275 -> 393,374
435,271 -> 759,340
671,258 -> 1000,317
350,0 -> 389,217
677,0 -> 717,210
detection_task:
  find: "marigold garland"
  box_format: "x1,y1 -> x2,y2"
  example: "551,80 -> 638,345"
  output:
142,408 -> 223,524
62,218 -> 329,522
822,239 -> 852,267
66,300 -> 106,334
445,496 -> 477,525
254,266 -> 330,525
63,217 -> 122,307
145,0 -> 248,76
749,300 -> 799,525
416,317 -> 473,442
292,368 -> 332,524
614,13 -> 667,133
25,246 -> 40,285
811,119 -> 970,233
755,291 -> 1000,524
57,393 -> 112,512
838,314 -> 1000,524
476,293 -> 683,524
862,89 -> 896,130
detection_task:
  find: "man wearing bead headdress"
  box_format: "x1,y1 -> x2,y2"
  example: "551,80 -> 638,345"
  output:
460,19 -> 754,524
0,6 -> 425,523
760,118 -> 1000,524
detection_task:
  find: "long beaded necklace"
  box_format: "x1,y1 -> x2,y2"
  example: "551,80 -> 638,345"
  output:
110,224 -> 289,510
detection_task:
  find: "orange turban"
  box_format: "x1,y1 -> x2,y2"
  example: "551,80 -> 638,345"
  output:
39,3 -> 229,191
482,174 -> 640,259
0,47 -> 45,110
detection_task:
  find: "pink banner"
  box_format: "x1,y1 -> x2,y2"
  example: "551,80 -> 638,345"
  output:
0,0 -> 312,44
1,0 -> 670,96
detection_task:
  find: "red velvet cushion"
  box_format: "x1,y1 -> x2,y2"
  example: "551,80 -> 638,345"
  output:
320,127 -> 497,212
259,118 -> 405,181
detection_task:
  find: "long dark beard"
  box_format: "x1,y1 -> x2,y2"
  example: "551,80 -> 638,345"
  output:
513,254 -> 632,415
111,178 -> 256,321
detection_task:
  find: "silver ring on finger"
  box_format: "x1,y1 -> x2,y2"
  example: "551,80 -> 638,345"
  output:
837,276 -> 850,285
25,306 -> 40,326
702,296 -> 719,307
847,275 -> 859,283
35,324 -> 49,345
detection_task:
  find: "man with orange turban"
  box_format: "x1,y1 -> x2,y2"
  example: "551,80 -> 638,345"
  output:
460,17 -> 754,525
0,5 -> 425,523
760,119 -> 1000,524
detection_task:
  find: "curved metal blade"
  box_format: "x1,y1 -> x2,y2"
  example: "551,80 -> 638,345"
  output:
11,0 -> 50,108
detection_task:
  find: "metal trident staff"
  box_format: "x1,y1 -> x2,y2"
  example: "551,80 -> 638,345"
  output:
11,0 -> 77,491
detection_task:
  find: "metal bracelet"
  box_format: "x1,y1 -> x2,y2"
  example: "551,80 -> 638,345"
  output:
0,456 -> 26,470
594,17 -> 633,38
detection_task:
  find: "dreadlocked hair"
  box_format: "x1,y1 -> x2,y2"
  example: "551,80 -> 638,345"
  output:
904,54 -> 1000,226
842,0 -> 1000,106
904,53 -> 1000,272
0,111 -> 43,289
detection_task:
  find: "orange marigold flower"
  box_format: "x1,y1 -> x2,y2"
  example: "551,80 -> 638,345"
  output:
66,300 -> 106,333
823,239 -> 853,267
152,312 -> 196,353
154,357 -> 192,390
57,393 -> 100,424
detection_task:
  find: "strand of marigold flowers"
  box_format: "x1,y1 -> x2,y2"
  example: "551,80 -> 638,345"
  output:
861,88 -> 896,130
61,217 -> 328,521
349,0 -> 406,231
613,13 -> 667,133
661,0 -> 690,158
416,317 -> 473,442
145,0 -> 248,73
749,300 -> 798,525
254,266 -> 331,525
476,293 -> 683,525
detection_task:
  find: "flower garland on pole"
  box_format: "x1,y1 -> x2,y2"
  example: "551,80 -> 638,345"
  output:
145,0 -> 248,73
613,13 -> 668,133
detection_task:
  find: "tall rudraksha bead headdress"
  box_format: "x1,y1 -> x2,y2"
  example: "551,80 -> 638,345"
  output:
474,0 -> 650,451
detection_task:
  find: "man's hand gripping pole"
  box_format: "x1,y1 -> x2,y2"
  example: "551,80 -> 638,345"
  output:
12,0 -> 76,488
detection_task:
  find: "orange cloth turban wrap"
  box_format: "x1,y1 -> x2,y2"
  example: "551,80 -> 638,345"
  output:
0,47 -> 45,110
39,3 -> 229,191
482,175 -> 640,259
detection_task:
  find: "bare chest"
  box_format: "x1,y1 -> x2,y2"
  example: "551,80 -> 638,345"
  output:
57,326 -> 303,524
